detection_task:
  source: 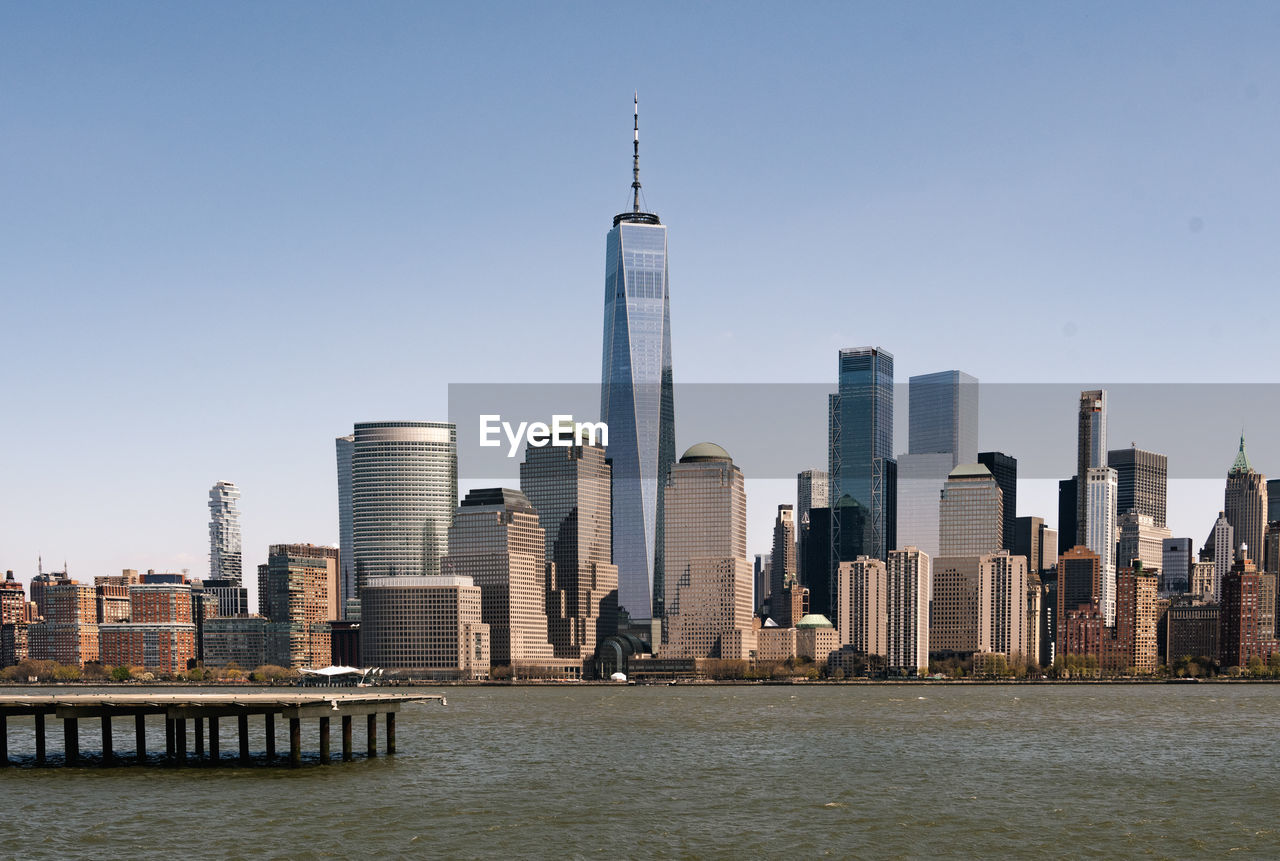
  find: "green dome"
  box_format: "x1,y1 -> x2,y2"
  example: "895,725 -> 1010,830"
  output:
795,614 -> 834,629
680,442 -> 732,463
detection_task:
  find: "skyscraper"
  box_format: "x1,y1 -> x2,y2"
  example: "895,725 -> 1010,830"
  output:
350,421 -> 457,585
1057,476 -> 1078,551
894,452 -> 952,560
441,488 -> 555,669
1267,479 -> 1280,524
1076,389 -> 1108,540
908,370 -> 978,466
1108,446 -> 1168,527
796,469 -> 828,583
208,481 -> 242,584
939,464 -> 1003,557
885,547 -> 930,676
660,443 -> 755,660
770,505 -> 796,601
600,96 -> 675,629
1056,545 -> 1100,656
1117,511 -> 1171,574
1212,511 -> 1234,602
978,452 -> 1017,551
1161,537 -> 1193,595
519,442 -> 619,661
1224,434 -> 1267,564
829,347 -> 894,624
258,543 -> 339,669
1085,466 -> 1118,625
837,556 -> 887,657
335,434 -> 355,616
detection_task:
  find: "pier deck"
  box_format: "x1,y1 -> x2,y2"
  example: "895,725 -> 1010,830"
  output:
0,691 -> 445,767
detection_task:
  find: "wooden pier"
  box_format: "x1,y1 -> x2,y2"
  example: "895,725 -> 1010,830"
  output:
0,692 -> 444,767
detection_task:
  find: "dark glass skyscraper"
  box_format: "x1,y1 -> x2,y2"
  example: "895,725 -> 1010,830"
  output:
978,451 -> 1017,551
600,96 -> 675,625
828,347 -> 894,625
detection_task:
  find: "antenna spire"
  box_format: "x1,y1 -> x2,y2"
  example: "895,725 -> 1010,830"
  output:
632,91 -> 641,213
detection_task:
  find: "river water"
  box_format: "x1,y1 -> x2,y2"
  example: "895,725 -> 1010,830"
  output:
1,684 -> 1277,858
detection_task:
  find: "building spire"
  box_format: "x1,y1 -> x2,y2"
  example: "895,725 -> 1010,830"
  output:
632,91 -> 641,213
1230,430 -> 1252,474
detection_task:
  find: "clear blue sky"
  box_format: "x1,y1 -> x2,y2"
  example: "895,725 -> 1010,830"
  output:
3,3 -> 1278,596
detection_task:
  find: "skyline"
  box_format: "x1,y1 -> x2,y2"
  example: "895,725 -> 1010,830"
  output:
4,4 -> 1279,597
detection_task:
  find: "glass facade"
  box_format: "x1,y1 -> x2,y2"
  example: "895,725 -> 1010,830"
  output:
336,434 -> 355,615
351,421 -> 457,585
828,347 -> 894,624
908,370 -> 978,466
600,214 -> 675,622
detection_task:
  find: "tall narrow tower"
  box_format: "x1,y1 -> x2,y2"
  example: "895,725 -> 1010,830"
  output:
600,94 -> 676,630
208,481 -> 242,585
1225,433 -> 1267,564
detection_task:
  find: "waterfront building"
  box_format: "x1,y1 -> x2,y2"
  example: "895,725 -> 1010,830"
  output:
258,544 -> 339,669
130,583 -> 194,623
1117,512 -> 1172,574
358,575 -> 489,679
0,572 -> 29,667
30,580 -> 98,666
1109,446 -> 1168,528
981,551 -> 1029,664
829,347 -> 895,612
336,434 -> 355,615
978,452 -> 1018,552
1115,563 -> 1159,673
350,421 -> 457,584
939,464 -> 1003,556
600,97 -> 676,630
907,370 -> 978,466
209,481 -> 242,585
1164,597 -> 1220,664
519,442 -> 619,661
201,579 -> 249,617
1076,390 -> 1108,540
837,556 -> 887,658
1219,557 -> 1279,668
202,615 -> 286,669
1161,538 -> 1193,595
770,505 -> 797,602
99,623 -> 196,674
885,547 -> 930,676
1224,434 -> 1267,566
660,444 -> 755,660
1056,546 -> 1101,657
441,489 -> 555,669
931,556 -> 981,654
1085,467 -> 1118,625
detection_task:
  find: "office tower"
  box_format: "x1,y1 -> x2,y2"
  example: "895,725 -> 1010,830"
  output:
930,555 -> 980,654
1268,479 -> 1280,524
1115,563 -> 1159,673
600,97 -> 675,629
441,489 -> 554,669
359,575 -> 489,678
1108,446 -> 1168,527
982,551 -> 1029,663
796,470 -> 828,583
661,444 -> 754,660
1265,522 -> 1280,575
800,507 -> 832,619
1224,434 -> 1267,564
1056,545 -> 1101,650
1212,511 -> 1234,602
336,434 -> 355,616
939,464 -> 1003,556
837,556 -> 887,657
351,421 -> 457,583
908,370 -> 978,466
753,554 -> 771,614
1219,557 -> 1279,667
520,442 -> 619,661
258,544 -> 339,669
895,452 -> 952,560
1085,466 -> 1118,625
1076,390 -> 1107,540
1028,573 -> 1045,669
0,573 -> 29,668
1190,560 -> 1216,601
885,547 -> 930,675
977,452 -> 1017,552
209,481 -> 243,584
829,347 -> 895,604
1117,511 -> 1172,573
797,470 -> 829,527
1057,477 -> 1078,551
1014,516 -> 1057,575
1161,537 -> 1193,595
770,505 -> 797,601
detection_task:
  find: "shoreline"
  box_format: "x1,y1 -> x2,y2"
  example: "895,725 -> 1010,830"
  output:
1,677 -> 1275,688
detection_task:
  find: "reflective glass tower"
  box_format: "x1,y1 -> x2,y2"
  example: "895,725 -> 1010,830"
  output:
828,347 -> 894,626
600,96 -> 675,625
